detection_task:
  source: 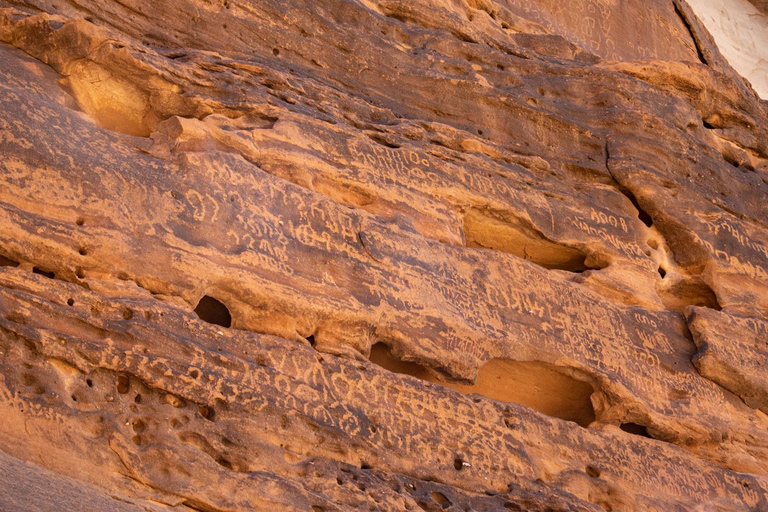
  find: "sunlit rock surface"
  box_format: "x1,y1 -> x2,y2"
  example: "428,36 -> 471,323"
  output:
1,0 -> 768,510
688,0 -> 768,98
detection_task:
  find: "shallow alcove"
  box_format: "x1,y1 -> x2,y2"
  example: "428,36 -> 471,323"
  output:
620,422 -> 653,439
463,209 -> 602,273
369,343 -> 596,426
659,278 -> 721,312
0,255 -> 19,267
369,343 -> 435,380
431,491 -> 452,508
194,295 -> 232,328
32,267 -> 55,279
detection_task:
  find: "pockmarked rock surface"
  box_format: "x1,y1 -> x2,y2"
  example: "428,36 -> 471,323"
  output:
0,0 -> 768,510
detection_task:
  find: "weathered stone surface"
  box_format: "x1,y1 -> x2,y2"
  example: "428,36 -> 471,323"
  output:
688,0 -> 768,98
687,307 -> 768,413
0,449 -> 166,512
0,0 -> 767,510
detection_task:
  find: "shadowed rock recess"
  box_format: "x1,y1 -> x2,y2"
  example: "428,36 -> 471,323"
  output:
1,0 -> 768,510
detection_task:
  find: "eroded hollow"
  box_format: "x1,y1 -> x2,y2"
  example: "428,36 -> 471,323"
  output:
194,296 -> 232,328
620,422 -> 653,439
431,491 -> 452,508
464,209 -> 601,273
0,255 -> 19,267
659,278 -> 721,312
369,343 -> 596,426
32,267 -> 55,279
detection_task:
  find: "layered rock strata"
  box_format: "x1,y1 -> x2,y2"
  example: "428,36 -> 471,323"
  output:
0,0 -> 768,510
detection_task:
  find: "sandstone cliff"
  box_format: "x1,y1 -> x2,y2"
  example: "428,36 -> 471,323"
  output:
1,0 -> 768,511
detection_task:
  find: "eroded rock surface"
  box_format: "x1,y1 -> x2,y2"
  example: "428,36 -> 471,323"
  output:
687,0 -> 768,98
0,0 -> 767,510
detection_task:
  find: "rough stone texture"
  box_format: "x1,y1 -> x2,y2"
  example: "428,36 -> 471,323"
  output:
0,0 -> 768,511
687,307 -> 768,414
0,449 -> 167,512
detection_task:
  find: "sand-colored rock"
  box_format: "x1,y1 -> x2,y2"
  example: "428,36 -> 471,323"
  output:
0,450 -> 166,512
687,0 -> 768,98
0,0 -> 767,510
687,307 -> 768,413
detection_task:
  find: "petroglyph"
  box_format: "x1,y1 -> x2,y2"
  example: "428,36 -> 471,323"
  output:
1,0 -> 768,510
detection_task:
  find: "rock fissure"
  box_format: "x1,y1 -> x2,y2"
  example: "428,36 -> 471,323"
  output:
672,0 -> 708,66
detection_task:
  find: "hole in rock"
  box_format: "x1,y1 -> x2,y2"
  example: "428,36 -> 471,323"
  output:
618,188 -> 653,227
431,492 -> 451,508
163,394 -> 186,408
464,209 -> 601,272
306,334 -> 316,347
216,457 -> 233,470
67,298 -> 75,306
620,423 -> 653,438
0,255 -> 19,267
659,279 -> 721,312
367,133 -> 401,148
199,405 -> 216,421
503,416 -> 519,429
586,465 -> 601,478
369,343 -> 596,426
86,378 -> 93,387
194,296 -> 232,328
453,457 -> 465,470
76,217 -> 85,226
657,267 -> 666,279
116,374 -> 130,394
32,267 -> 55,279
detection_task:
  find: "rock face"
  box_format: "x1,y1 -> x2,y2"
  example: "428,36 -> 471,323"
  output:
0,0 -> 767,511
687,0 -> 768,99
